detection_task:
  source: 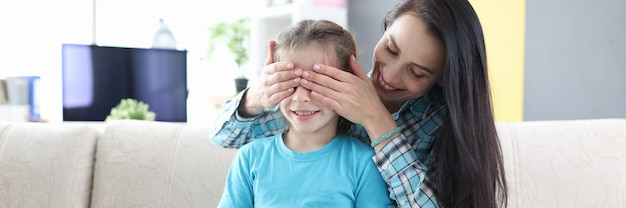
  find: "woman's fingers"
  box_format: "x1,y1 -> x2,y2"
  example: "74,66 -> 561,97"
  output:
311,63 -> 356,83
300,66 -> 352,113
264,40 -> 276,66
301,57 -> 383,125
241,40 -> 301,116
248,61 -> 301,109
268,86 -> 295,104
266,71 -> 300,101
349,55 -> 370,81
301,78 -> 343,112
264,61 -> 295,75
261,61 -> 298,94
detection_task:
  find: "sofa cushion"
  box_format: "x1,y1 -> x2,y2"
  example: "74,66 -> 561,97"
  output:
90,120 -> 238,208
0,122 -> 99,208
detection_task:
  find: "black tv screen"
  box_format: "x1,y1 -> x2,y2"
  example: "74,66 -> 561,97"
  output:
62,44 -> 188,122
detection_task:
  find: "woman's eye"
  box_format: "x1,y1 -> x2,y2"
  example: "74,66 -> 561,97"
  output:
385,45 -> 398,56
411,70 -> 424,79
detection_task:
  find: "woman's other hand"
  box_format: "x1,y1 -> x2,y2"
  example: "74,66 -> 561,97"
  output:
301,55 -> 389,127
240,40 -> 302,117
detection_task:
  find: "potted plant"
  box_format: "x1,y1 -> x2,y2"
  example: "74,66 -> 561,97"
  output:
105,98 -> 156,121
207,17 -> 251,93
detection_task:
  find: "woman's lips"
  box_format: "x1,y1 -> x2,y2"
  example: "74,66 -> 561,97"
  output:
377,73 -> 400,93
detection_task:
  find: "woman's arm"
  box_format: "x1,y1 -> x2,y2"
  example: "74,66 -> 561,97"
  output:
210,40 -> 300,148
210,89 -> 287,148
374,89 -> 447,208
374,134 -> 439,208
301,56 -> 446,207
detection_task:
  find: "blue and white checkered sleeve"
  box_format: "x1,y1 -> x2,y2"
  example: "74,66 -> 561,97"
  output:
374,135 -> 439,208
210,89 -> 287,149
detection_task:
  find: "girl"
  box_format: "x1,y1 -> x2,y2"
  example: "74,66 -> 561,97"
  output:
217,20 -> 394,208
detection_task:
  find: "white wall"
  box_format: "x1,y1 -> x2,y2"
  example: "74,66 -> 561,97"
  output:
524,0 -> 626,120
347,0 -> 398,74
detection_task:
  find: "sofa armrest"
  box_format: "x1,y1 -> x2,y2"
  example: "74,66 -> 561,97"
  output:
497,118 -> 626,208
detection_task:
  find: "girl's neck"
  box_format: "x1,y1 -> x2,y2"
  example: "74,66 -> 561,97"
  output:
283,127 -> 336,152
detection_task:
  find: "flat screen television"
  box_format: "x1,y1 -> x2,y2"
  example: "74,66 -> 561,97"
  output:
62,44 -> 188,122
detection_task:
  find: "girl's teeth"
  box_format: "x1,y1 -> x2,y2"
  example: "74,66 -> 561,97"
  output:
295,111 -> 316,116
379,75 -> 397,91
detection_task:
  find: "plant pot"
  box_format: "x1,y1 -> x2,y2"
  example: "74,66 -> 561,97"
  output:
234,78 -> 249,93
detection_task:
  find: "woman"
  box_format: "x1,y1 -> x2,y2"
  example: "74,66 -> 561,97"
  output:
211,0 -> 507,207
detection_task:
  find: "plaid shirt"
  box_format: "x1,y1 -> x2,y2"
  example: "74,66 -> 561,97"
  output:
211,86 -> 447,208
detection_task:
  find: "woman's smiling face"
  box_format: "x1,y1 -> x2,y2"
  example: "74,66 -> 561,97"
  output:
372,13 -> 445,107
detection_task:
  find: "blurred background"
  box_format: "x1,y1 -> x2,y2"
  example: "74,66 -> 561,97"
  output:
0,0 -> 624,123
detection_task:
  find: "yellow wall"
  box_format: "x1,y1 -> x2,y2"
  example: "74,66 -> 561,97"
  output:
470,0 -> 526,122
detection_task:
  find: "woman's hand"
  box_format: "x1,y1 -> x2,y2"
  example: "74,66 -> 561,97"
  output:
300,55 -> 391,128
239,40 -> 302,117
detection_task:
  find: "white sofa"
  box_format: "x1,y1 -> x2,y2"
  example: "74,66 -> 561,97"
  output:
0,119 -> 625,207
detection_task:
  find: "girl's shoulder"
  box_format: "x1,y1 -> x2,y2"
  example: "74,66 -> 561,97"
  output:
239,134 -> 279,152
336,134 -> 375,156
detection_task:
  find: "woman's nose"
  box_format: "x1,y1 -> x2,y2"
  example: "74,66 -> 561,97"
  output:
292,87 -> 310,102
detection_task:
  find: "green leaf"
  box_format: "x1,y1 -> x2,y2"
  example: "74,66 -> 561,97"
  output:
105,98 -> 156,121
206,17 -> 250,68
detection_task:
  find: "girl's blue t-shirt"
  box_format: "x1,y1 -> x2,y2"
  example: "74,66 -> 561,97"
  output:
218,134 -> 394,208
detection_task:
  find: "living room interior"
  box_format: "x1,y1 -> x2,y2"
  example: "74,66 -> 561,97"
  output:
0,0 -> 625,207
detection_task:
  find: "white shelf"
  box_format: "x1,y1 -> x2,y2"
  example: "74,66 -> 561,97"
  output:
0,105 -> 29,122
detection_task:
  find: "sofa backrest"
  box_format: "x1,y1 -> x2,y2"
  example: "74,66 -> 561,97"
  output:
0,122 -> 99,208
497,118 -> 626,208
89,120 -> 237,208
2,118 -> 625,208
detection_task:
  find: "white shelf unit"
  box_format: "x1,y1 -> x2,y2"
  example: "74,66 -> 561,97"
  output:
248,0 -> 348,80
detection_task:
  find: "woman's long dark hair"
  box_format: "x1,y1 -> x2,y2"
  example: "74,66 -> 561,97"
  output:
384,0 -> 508,207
